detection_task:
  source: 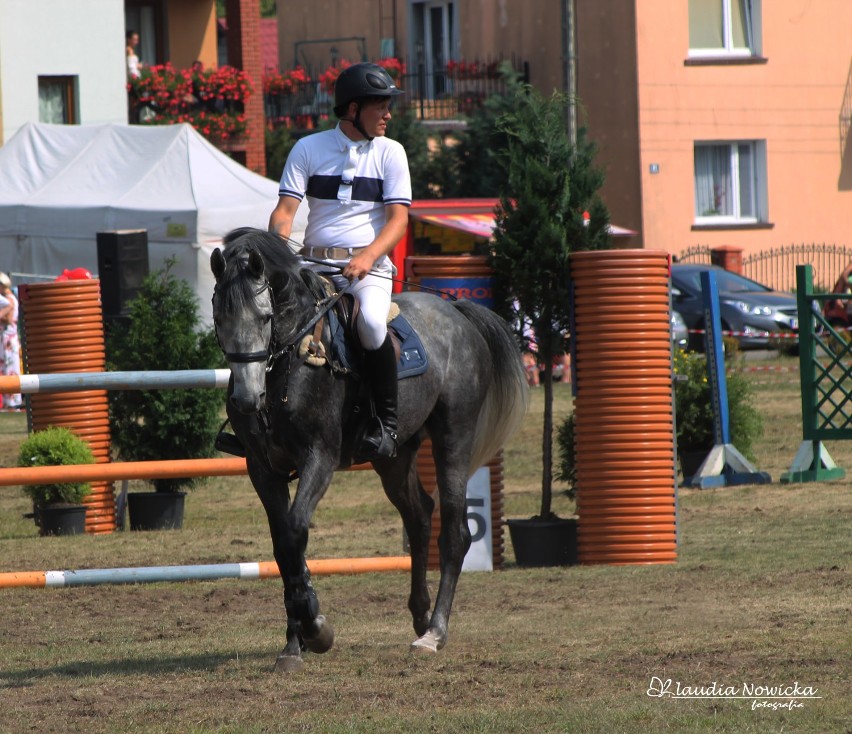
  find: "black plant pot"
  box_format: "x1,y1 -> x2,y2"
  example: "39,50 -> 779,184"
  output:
38,504 -> 87,536
127,491 -> 186,531
507,517 -> 578,567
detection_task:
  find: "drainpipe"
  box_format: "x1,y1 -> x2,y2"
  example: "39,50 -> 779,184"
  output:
562,0 -> 577,146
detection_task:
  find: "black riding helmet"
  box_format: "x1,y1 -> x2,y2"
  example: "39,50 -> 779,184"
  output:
334,62 -> 404,140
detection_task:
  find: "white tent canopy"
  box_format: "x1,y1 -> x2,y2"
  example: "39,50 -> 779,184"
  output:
0,122 -> 306,324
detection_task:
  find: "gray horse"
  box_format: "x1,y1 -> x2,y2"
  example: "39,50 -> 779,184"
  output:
210,228 -> 528,671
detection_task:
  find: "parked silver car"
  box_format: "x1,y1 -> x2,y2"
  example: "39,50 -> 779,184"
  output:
671,264 -> 799,350
671,310 -> 688,350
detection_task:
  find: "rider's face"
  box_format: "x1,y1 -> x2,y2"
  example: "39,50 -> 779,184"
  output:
350,99 -> 392,139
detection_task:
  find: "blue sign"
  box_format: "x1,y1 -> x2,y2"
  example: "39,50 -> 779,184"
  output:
418,276 -> 494,309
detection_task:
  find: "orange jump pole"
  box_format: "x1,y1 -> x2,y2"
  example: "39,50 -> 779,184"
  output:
571,250 -> 678,565
0,556 -> 412,589
0,458 -> 248,486
0,457 -> 374,487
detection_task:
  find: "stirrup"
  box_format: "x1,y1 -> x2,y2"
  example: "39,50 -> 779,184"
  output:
356,419 -> 398,461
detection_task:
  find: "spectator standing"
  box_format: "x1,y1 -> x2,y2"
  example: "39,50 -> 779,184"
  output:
0,273 -> 21,409
126,30 -> 142,79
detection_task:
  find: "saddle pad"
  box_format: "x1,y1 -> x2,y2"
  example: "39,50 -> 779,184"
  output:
390,313 -> 429,379
326,311 -> 428,379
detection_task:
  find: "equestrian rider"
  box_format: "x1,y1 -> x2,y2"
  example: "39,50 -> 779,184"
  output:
268,62 -> 411,461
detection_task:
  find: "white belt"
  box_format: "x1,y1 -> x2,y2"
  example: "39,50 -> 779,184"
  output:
302,246 -> 357,260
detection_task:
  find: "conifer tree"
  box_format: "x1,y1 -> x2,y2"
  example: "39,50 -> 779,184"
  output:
490,84 -> 610,519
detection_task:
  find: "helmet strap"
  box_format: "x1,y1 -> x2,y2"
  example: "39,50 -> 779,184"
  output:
342,102 -> 373,142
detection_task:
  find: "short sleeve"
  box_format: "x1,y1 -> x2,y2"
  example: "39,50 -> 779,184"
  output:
278,139 -> 309,201
381,141 -> 412,207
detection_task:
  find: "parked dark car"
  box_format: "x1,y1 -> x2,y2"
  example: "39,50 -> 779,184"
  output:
671,264 -> 800,351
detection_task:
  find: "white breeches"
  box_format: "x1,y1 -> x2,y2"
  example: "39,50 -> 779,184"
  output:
305,255 -> 393,351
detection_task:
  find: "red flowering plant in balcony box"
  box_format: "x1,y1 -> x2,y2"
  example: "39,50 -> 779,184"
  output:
319,59 -> 352,97
263,66 -> 310,96
446,59 -> 500,80
376,57 -> 406,83
128,62 -> 254,145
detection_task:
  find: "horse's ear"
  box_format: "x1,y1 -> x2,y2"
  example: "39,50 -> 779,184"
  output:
248,248 -> 265,279
211,248 -> 226,280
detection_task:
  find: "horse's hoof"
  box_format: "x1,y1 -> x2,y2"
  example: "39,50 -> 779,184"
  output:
274,653 -> 304,673
303,615 -> 335,654
410,629 -> 444,653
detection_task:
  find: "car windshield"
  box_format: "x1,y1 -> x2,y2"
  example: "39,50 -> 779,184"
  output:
676,269 -> 771,294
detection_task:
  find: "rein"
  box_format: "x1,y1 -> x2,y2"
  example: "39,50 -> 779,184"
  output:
295,249 -> 459,301
265,279 -> 354,370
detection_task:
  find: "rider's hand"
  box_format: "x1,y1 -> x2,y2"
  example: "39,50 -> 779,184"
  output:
342,249 -> 376,281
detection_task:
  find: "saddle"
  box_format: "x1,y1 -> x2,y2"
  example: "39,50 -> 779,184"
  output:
298,276 -> 429,380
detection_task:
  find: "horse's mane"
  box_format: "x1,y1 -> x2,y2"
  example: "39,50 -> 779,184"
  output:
218,227 -> 328,334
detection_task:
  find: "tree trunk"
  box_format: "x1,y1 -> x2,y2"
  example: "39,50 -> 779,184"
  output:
540,352 -> 554,519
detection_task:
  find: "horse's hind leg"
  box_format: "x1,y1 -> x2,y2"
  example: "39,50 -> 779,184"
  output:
410,435 -> 473,653
375,443 -> 434,638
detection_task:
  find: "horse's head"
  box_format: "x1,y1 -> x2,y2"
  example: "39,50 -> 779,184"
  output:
211,243 -> 274,414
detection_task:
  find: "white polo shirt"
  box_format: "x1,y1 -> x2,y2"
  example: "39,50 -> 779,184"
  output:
278,124 -> 412,250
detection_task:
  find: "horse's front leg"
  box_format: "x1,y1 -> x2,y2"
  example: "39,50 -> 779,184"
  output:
245,459 -> 307,671
278,456 -> 337,657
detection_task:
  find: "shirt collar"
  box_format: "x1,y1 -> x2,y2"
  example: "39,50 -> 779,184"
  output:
334,123 -> 370,151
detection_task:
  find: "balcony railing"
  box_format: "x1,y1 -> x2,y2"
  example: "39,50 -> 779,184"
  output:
264,57 -> 529,132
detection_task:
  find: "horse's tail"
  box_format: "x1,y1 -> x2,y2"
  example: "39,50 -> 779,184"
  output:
452,299 -> 530,476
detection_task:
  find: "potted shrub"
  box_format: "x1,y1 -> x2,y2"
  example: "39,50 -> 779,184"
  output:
672,348 -> 764,481
106,260 -> 224,530
489,80 -> 611,566
558,350 -> 765,488
19,426 -> 93,536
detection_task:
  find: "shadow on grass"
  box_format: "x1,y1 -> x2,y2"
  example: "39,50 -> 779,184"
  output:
0,649 -> 271,687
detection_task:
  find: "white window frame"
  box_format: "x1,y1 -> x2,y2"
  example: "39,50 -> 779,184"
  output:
689,0 -> 762,58
693,141 -> 767,225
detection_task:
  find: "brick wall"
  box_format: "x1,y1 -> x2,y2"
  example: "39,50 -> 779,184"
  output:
225,0 -> 266,176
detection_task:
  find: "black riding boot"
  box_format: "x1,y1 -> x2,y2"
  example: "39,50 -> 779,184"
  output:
358,335 -> 398,460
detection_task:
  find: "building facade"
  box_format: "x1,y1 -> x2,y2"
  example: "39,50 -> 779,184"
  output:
277,1 -> 852,271
0,0 -> 265,173
577,0 -> 852,262
0,0 -> 128,144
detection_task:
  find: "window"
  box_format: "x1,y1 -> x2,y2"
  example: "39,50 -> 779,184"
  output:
38,76 -> 78,124
694,141 -> 767,224
410,1 -> 458,99
689,0 -> 761,57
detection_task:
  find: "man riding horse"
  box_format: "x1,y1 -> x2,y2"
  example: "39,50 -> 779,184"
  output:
268,62 -> 410,461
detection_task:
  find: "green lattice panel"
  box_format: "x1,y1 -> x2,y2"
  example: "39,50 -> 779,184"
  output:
811,321 -> 852,436
798,266 -> 852,441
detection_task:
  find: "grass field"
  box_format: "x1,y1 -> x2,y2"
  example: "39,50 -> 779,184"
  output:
0,353 -> 849,733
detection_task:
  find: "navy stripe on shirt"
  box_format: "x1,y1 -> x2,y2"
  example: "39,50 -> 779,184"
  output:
306,174 -> 384,202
